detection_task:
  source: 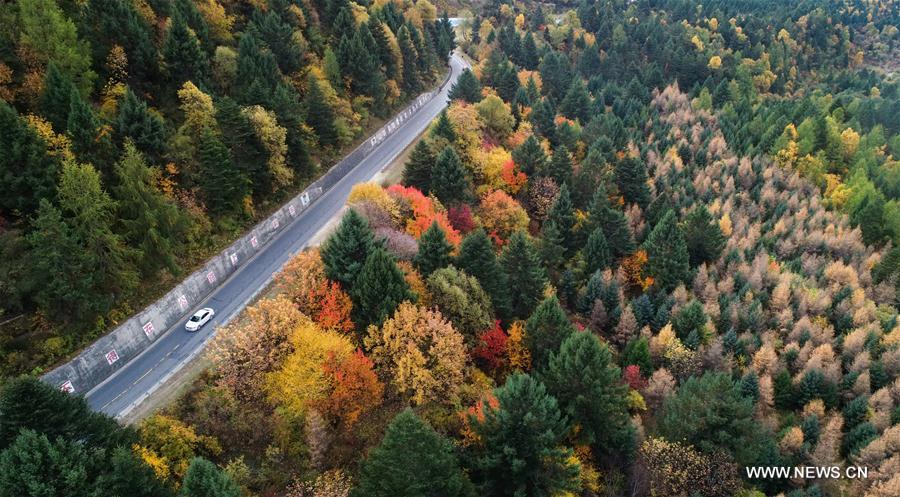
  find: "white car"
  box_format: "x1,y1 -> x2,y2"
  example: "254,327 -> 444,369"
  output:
185,308 -> 215,331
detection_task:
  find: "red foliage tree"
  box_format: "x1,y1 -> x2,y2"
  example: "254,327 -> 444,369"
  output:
472,320 -> 509,371
448,204 -> 476,234
317,349 -> 384,431
623,364 -> 647,390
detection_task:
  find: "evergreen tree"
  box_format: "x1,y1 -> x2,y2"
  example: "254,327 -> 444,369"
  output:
544,331 -> 635,458
587,188 -> 635,258
456,228 -> 512,321
542,145 -> 573,186
198,128 -> 250,215
539,220 -> 566,271
852,193 -> 887,246
449,68 -> 483,103
233,32 -> 281,105
538,51 -> 572,101
466,373 -> 579,497
305,74 -> 340,148
321,209 -> 376,289
578,43 -> 601,76
559,78 -> 591,123
500,231 -> 547,320
163,12 -> 209,85
114,88 -> 167,160
342,25 -> 386,109
113,142 -> 190,275
215,97 -> 268,196
614,156 -> 651,208
621,336 -> 652,374
521,31 -> 539,70
397,25 -> 422,94
355,409 -> 474,497
582,228 -> 611,275
351,248 -> 414,331
431,110 -> 457,142
683,205 -> 726,267
414,221 -> 453,276
0,102 -> 60,218
546,183 -> 576,255
95,447 -> 175,497
369,17 -> 398,80
402,140 -> 435,192
40,63 -> 77,132
525,295 -> 577,372
512,135 -> 547,176
0,430 -> 92,497
67,90 -> 110,168
643,210 -> 690,292
180,458 -> 240,497
248,8 -> 303,74
529,99 -> 556,141
431,147 -> 471,205
81,0 -> 158,83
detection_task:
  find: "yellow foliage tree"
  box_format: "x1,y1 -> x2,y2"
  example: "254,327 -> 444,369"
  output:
707,55 -> 722,70
136,414 -> 222,484
242,105 -> 293,189
348,182 -> 400,220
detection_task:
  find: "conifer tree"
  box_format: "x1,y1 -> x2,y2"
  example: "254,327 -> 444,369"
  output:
0,430 -> 92,496
397,25 -> 422,94
500,231 -> 548,320
853,193 -> 887,246
546,183 -> 576,255
431,110 -> 457,142
449,68 -> 483,103
466,373 -> 579,497
0,102 -> 60,218
644,210 -> 691,293
512,135 -> 547,176
305,74 -> 340,148
583,228 -> 611,275
234,32 -> 281,105
544,331 -> 635,457
538,51 -> 572,101
163,12 -> 209,86
40,63 -> 77,132
322,209 -> 377,290
351,248 -> 414,330
587,188 -> 635,258
455,228 -> 512,321
614,156 -> 651,208
81,0 -> 159,83
113,142 -> 190,275
215,97 -> 268,196
355,409 -> 474,497
180,458 -> 240,497
114,88 -> 167,160
414,221 -> 453,276
198,128 -> 249,215
525,295 -> 576,372
683,205 -> 726,267
402,140 -> 435,192
369,17 -> 398,80
560,78 -> 591,123
539,220 -> 566,271
521,32 -> 539,70
431,147 -> 471,205
543,145 -> 573,186
67,90 -> 110,169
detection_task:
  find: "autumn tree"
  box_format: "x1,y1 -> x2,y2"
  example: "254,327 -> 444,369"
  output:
544,332 -> 635,458
354,409 -> 474,497
466,373 -> 580,497
427,266 -> 494,344
317,350 -> 384,431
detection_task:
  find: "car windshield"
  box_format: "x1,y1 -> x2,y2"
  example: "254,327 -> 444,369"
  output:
189,315 -> 201,322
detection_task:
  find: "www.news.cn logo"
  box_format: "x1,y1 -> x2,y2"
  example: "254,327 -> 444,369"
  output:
745,466 -> 869,479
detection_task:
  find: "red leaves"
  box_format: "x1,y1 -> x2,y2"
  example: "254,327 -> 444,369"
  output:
472,320 -> 509,371
318,349 -> 384,430
623,364 -> 647,390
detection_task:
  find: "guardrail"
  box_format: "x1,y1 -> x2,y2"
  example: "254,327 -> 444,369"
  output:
42,60 -> 456,396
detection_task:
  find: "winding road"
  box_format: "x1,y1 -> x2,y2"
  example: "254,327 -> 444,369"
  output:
86,53 -> 469,419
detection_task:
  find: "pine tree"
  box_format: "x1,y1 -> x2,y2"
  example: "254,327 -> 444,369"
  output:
40,63 -> 77,132
512,135 -> 547,176
397,25 -> 422,94
95,446 -> 175,497
583,228 -> 611,275
614,156 -> 651,208
233,32 -> 281,105
579,44 -> 601,76
351,248 -> 414,331
449,68 -> 482,103
544,331 -> 635,457
539,220 -> 566,271
81,0 -> 159,83
644,210 -> 691,292
529,99 -> 556,141
355,409 -> 474,497
587,188 -> 635,258
0,430 -> 92,497
525,295 -> 576,372
431,147 -> 471,205
431,110 -> 457,142
456,228 -> 512,322
500,231 -> 547,320
521,32 -> 539,70
163,12 -> 209,86
180,458 -> 240,497
414,221 -> 453,276
199,128 -> 249,215
321,209 -> 376,290
114,88 -> 167,160
538,51 -> 572,101
305,74 -> 340,148
113,142 -> 190,275
543,145 -> 573,186
402,140 -> 435,192
853,193 -> 887,246
559,78 -> 591,123
546,183 -> 576,255
0,102 -> 60,218
466,373 -> 579,497
369,17 -> 398,80
215,97 -> 268,196
683,205 -> 726,267
342,25 -> 386,109
67,90 -> 111,169
622,336 -> 652,375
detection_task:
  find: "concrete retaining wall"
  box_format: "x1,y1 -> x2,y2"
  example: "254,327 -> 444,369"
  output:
42,77 -> 449,396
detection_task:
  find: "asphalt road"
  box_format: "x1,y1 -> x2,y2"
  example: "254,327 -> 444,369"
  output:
86,53 -> 468,418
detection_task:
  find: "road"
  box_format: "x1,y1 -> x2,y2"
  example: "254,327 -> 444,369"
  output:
86,53 -> 469,418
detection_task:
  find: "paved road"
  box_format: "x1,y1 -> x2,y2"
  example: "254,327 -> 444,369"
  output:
86,53 -> 469,418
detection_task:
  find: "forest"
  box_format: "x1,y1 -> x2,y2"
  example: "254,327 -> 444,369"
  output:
0,0 -> 454,375
3,0 -> 900,497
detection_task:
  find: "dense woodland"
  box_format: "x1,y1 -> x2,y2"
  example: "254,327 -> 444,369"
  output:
0,0 -> 454,375
3,0 -> 900,496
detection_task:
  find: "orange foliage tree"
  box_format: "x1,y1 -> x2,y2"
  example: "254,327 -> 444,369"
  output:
316,349 -> 384,431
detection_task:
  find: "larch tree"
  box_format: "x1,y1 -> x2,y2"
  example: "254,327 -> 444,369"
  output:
500,231 -> 547,320
466,373 -> 580,497
354,409 -> 474,497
